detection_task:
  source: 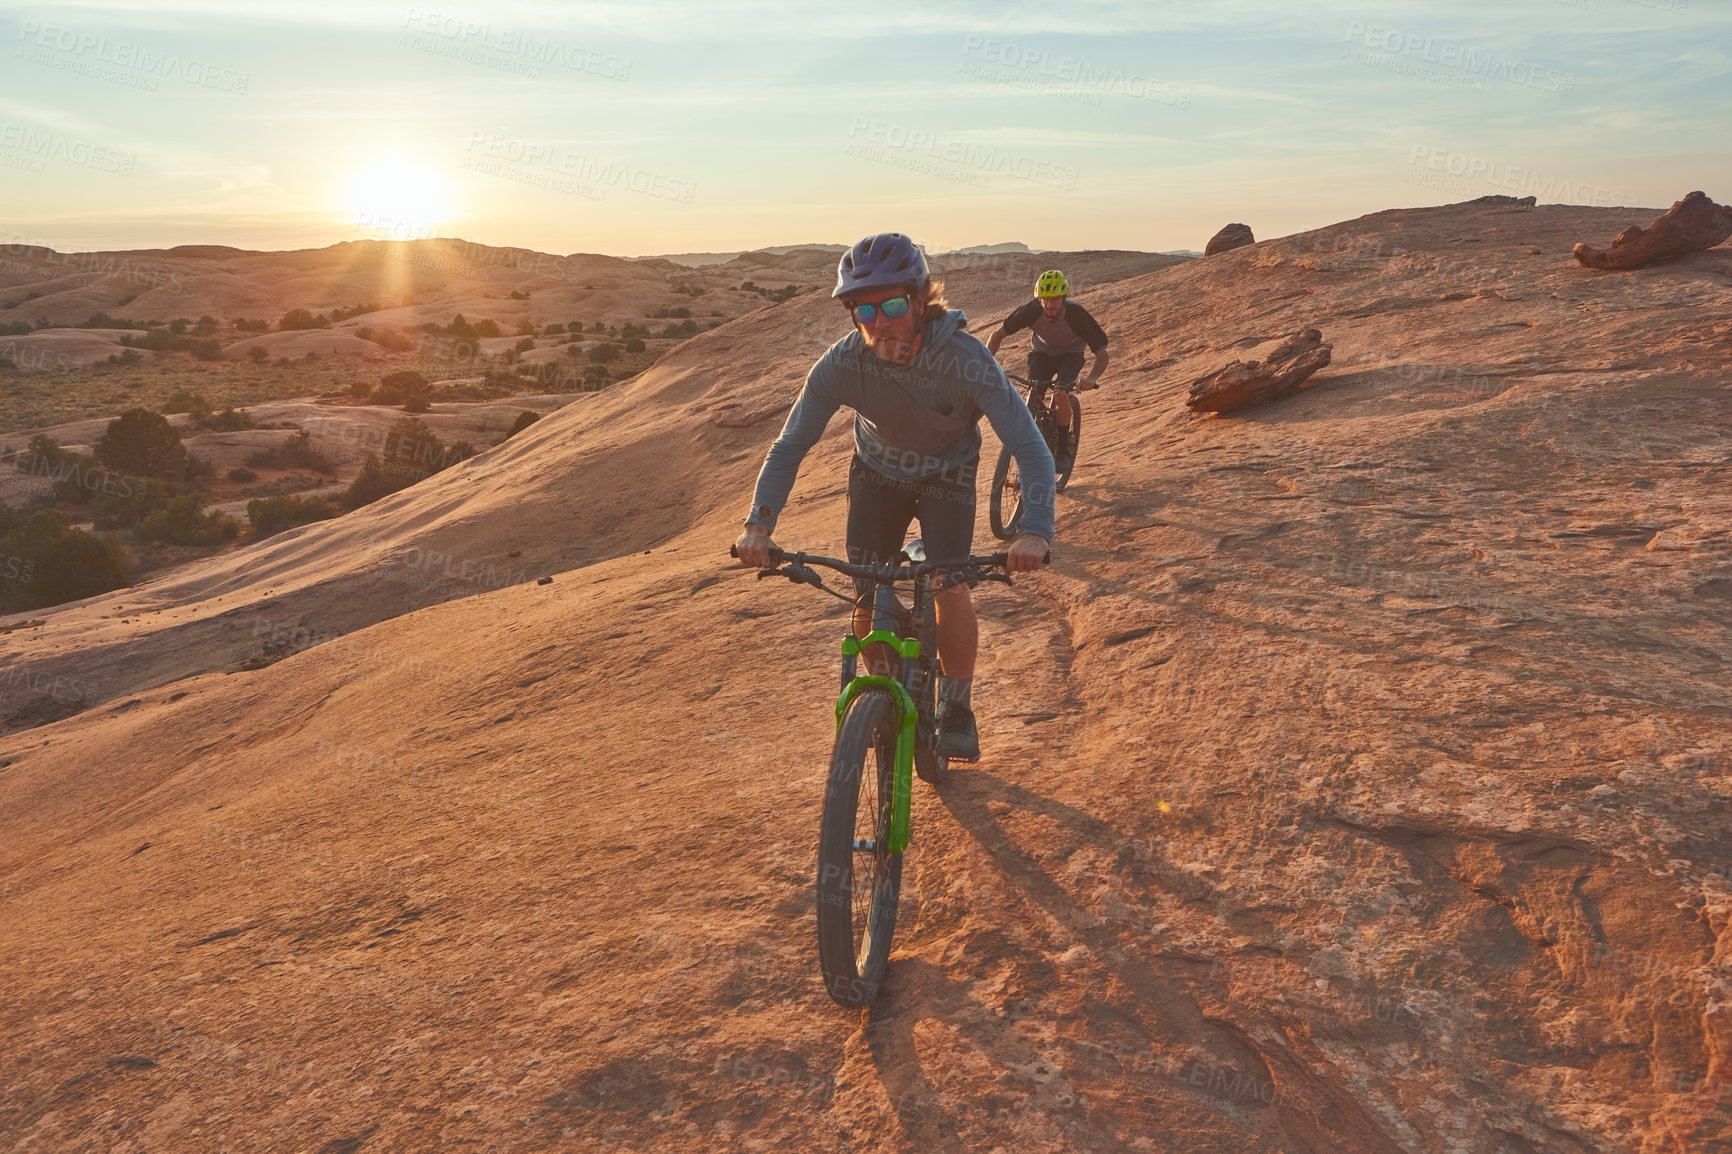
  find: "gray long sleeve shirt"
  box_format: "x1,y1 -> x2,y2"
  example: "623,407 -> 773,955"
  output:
746,308 -> 1057,542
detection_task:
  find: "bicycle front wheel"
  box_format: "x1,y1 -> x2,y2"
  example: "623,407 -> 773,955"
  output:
1055,397 -> 1081,493
988,444 -> 1024,541
816,690 -> 904,1007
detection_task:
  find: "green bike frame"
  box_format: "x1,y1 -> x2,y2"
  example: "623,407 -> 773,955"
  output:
833,629 -> 921,854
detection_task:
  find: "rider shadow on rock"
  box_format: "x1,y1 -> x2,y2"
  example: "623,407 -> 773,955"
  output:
928,771 -> 1384,1151
859,955 -> 1119,1150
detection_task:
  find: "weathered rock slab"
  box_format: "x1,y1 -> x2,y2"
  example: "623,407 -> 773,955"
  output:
1187,328 -> 1333,413
1573,190 -> 1732,270
1205,223 -> 1255,256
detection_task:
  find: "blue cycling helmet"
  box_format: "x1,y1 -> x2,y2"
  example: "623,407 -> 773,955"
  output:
833,232 -> 929,299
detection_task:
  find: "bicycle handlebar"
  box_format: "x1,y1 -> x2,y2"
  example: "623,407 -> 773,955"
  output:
730,544 -> 1034,582
1006,374 -> 1081,391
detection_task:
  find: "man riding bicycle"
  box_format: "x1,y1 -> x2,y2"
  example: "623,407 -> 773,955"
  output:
985,270 -> 1110,476
734,232 -> 1055,763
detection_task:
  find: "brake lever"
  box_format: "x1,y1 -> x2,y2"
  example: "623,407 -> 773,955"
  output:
785,562 -> 824,589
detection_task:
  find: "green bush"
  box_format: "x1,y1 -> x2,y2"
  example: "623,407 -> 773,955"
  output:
381,370 -> 429,393
133,492 -> 240,546
0,507 -> 130,611
96,409 -> 187,480
228,466 -> 258,483
403,394 -> 430,413
278,308 -> 326,331
246,346 -> 269,363
245,430 -> 335,474
514,336 -> 536,353
506,410 -> 541,438
588,342 -> 619,363
246,493 -> 340,538
624,337 -> 646,353
161,390 -> 211,416
89,476 -> 172,529
197,408 -> 256,431
346,381 -> 371,398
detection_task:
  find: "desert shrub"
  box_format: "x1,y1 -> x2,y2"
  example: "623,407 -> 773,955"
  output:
96,408 -> 187,480
228,466 -> 258,483
403,394 -> 430,413
169,318 -> 189,334
133,492 -> 240,546
474,318 -> 501,338
514,336 -> 535,354
624,337 -> 646,353
543,323 -> 564,335
277,308 -> 326,331
246,346 -> 268,363
588,342 -> 619,363
357,326 -> 416,352
0,509 -> 131,610
192,315 -> 219,336
245,430 -> 335,474
339,456 -> 401,510
381,370 -> 429,393
89,476 -> 172,529
162,390 -> 212,416
246,493 -> 340,538
197,408 -> 256,431
234,318 -> 269,332
506,410 -> 541,438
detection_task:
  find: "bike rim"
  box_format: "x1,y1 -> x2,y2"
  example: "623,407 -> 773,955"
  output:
852,726 -> 894,967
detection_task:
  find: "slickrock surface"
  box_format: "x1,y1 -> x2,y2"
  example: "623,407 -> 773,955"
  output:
2,202 -> 1730,1153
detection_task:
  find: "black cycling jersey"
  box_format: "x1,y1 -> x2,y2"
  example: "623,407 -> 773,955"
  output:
1000,299 -> 1109,356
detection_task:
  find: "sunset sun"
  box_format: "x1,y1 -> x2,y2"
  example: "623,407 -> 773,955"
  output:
343,158 -> 454,239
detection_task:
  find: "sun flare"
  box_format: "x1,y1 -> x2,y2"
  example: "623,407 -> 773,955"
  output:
343,159 -> 454,240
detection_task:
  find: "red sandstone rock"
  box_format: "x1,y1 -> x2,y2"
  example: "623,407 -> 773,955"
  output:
1186,327 -> 1333,413
1572,190 -> 1732,270
1205,223 -> 1255,255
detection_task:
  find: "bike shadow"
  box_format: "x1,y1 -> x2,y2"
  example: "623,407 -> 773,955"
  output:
859,954 -> 1116,1149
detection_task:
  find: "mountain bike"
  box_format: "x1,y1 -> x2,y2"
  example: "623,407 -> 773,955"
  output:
733,541 -> 1020,1007
989,375 -> 1083,541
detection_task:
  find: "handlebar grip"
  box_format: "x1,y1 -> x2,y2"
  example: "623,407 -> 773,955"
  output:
729,544 -> 738,558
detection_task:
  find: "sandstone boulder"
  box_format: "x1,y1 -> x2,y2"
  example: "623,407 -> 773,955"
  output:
1573,191 -> 1732,270
1204,223 -> 1255,256
1186,328 -> 1333,413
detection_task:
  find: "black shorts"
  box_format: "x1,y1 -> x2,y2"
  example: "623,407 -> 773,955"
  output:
1028,349 -> 1086,383
846,455 -> 977,591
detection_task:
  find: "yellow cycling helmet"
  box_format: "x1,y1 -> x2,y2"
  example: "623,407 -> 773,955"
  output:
1034,269 -> 1070,298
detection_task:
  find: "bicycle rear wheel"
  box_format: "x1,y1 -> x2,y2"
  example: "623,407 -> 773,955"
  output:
816,690 -> 903,1007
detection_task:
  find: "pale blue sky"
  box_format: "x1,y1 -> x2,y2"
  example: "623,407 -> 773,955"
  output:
0,0 -> 1725,256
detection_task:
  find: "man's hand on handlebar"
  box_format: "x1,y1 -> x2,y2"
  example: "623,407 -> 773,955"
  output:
1079,375 -> 1100,391
735,523 -> 773,569
1006,533 -> 1049,574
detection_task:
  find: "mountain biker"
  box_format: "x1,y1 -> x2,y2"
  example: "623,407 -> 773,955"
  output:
734,232 -> 1056,763
985,270 -> 1110,476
